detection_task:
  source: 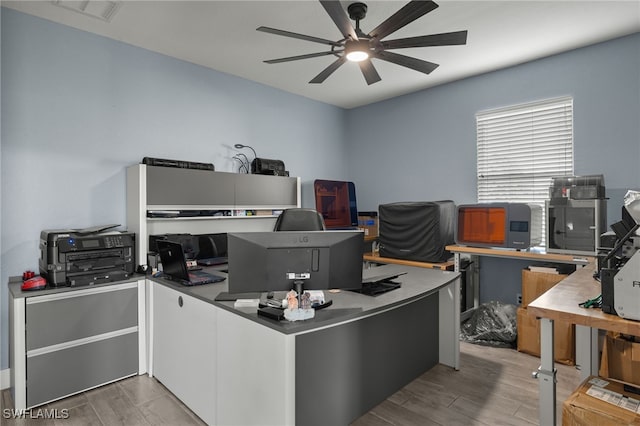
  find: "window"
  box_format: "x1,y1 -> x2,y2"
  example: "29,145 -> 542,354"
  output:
476,96 -> 574,246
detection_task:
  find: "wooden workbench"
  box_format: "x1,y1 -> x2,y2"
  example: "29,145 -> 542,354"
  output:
363,252 -> 455,271
445,244 -> 591,265
528,262 -> 640,336
527,261 -> 640,425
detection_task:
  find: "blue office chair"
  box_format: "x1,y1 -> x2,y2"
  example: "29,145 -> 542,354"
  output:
274,208 -> 326,231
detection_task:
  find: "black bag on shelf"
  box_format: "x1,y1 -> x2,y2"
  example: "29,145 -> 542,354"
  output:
378,200 -> 455,263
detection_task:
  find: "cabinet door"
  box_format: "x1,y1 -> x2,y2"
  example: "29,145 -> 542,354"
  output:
146,166 -> 235,207
152,284 -> 216,424
234,173 -> 298,208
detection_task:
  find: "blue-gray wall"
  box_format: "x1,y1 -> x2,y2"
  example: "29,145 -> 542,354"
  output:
1,6 -> 639,370
346,33 -> 640,213
0,8 -> 348,371
345,32 -> 640,304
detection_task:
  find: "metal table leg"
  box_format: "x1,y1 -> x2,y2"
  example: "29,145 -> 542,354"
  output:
535,317 -> 557,426
575,324 -> 599,381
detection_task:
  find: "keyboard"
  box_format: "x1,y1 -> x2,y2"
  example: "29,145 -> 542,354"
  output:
197,257 -> 228,266
359,281 -> 401,296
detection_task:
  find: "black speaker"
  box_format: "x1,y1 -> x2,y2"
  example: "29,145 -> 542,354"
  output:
251,158 -> 288,176
142,156 -> 214,171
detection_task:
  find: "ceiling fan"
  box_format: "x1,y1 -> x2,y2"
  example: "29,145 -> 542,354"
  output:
257,0 -> 468,85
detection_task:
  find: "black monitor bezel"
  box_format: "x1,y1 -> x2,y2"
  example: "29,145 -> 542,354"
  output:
227,230 -> 364,294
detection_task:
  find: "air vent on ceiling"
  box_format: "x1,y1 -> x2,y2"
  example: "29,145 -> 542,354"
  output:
51,0 -> 121,22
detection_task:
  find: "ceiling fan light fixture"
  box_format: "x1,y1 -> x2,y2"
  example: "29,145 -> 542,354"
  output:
346,50 -> 369,62
345,39 -> 370,62
259,1 -> 468,84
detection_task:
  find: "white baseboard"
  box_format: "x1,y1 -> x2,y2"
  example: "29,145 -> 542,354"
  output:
1,368 -> 10,390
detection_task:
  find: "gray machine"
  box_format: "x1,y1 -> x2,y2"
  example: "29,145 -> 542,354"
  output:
599,202 -> 640,321
610,249 -> 640,320
546,175 -> 607,256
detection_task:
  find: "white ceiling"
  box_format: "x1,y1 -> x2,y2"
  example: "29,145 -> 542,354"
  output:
4,0 -> 640,109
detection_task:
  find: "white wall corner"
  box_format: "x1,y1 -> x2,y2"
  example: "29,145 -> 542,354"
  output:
0,368 -> 10,390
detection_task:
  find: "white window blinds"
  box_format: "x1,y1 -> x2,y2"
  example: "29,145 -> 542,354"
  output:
476,96 -> 574,245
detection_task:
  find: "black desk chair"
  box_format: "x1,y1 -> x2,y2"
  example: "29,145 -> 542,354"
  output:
274,208 -> 326,231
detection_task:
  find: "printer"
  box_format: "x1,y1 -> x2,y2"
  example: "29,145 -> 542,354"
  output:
39,225 -> 135,287
599,197 -> 640,321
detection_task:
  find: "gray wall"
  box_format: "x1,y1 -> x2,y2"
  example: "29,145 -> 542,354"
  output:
1,6 -> 639,370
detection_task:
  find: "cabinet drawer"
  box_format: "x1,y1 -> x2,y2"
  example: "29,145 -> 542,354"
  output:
26,284 -> 138,350
26,332 -> 138,408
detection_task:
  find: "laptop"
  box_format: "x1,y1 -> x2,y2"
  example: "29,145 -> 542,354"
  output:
157,240 -> 226,286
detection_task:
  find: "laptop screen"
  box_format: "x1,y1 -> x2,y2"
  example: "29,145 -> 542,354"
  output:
157,240 -> 189,281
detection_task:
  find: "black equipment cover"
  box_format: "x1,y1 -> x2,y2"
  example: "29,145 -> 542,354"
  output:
379,200 -> 455,263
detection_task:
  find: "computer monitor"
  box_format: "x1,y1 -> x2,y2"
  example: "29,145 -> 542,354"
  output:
227,230 -> 363,295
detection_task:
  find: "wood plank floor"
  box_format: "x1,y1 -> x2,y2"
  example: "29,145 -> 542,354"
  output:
1,342 -> 581,425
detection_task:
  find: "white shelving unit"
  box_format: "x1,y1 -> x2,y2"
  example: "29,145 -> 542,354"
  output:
126,164 -> 301,265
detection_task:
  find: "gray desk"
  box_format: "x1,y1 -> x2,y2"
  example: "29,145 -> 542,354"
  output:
147,264 -> 461,425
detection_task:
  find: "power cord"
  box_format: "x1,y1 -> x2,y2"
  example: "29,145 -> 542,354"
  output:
234,144 -> 257,173
233,153 -> 250,173
579,294 -> 602,309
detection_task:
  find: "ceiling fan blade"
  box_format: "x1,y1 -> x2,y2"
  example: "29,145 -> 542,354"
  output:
358,59 -> 382,85
264,51 -> 341,64
368,0 -> 439,41
257,26 -> 342,47
320,1 -> 358,40
381,31 -> 468,50
309,56 -> 347,84
373,51 -> 439,75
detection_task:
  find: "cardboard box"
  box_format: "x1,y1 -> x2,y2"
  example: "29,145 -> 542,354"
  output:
600,332 -> 640,387
522,269 -> 568,307
563,376 -> 640,425
358,213 -> 378,238
516,307 -> 575,365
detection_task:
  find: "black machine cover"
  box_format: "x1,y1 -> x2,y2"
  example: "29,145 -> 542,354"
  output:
379,200 -> 455,263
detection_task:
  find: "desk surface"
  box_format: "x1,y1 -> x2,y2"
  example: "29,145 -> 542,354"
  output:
8,275 -> 144,299
151,263 -> 460,335
445,244 -> 592,265
527,262 -> 640,336
363,252 -> 455,270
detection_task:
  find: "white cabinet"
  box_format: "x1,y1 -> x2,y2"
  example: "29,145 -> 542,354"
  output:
150,283 -> 216,424
9,279 -> 146,410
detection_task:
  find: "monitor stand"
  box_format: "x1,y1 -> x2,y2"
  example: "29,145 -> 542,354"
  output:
293,280 -> 305,303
